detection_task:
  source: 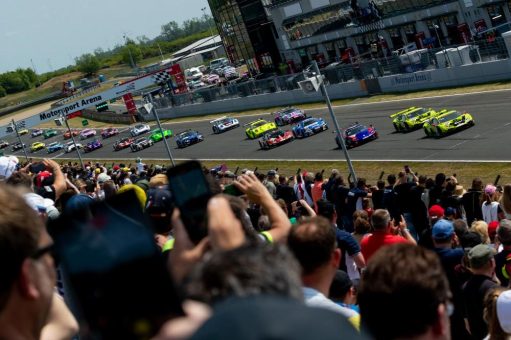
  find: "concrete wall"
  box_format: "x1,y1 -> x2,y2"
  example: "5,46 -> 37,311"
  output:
378,59 -> 511,93
82,109 -> 135,124
148,80 -> 367,119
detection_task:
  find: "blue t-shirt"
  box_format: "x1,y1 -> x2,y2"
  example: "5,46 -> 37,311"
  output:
336,228 -> 361,272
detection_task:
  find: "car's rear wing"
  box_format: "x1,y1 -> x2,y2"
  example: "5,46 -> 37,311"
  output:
389,106 -> 416,118
210,116 -> 228,124
243,120 -> 265,127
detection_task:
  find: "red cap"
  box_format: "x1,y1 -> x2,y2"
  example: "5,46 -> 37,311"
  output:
429,205 -> 445,219
113,165 -> 120,171
36,171 -> 52,188
488,221 -> 499,240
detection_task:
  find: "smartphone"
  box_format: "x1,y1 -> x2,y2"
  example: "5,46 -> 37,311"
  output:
29,162 -> 46,174
48,190 -> 183,339
166,161 -> 213,244
223,183 -> 243,197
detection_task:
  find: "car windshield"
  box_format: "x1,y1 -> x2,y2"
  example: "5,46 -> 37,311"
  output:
278,108 -> 296,116
345,125 -> 366,135
215,118 -> 231,125
251,121 -> 266,128
135,125 -> 145,129
438,111 -> 461,123
120,138 -> 130,143
265,130 -> 284,139
302,118 -> 316,126
179,131 -> 194,138
49,142 -> 58,146
403,108 -> 429,120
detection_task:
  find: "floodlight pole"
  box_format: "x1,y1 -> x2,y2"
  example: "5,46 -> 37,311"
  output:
11,119 -> 29,162
148,94 -> 176,166
60,114 -> 84,169
311,61 -> 357,183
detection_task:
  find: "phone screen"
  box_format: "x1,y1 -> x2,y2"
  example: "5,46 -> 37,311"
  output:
167,161 -> 212,244
48,190 -> 183,339
30,162 -> 46,174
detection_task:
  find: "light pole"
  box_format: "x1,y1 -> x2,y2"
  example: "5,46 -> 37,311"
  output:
433,24 -> 451,67
147,94 -> 176,166
30,59 -> 41,87
57,114 -> 84,169
123,34 -> 136,69
202,7 -> 215,38
156,42 -> 165,62
10,119 -> 29,162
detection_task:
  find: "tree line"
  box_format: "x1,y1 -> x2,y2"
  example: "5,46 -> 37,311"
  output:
1,14 -> 217,97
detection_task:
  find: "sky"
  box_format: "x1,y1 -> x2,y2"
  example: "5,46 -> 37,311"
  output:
0,0 -> 210,74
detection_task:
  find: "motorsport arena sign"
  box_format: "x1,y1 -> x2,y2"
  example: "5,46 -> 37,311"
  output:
0,68 -> 172,139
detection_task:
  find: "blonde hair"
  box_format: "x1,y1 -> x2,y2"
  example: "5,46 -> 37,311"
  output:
500,184 -> 511,216
483,287 -> 511,340
470,220 -> 490,244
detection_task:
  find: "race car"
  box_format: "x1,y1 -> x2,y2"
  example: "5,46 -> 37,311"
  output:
113,137 -> 134,151
18,129 -> 29,136
43,129 -> 58,139
175,130 -> 204,148
392,107 -> 445,132
46,142 -> 64,153
130,124 -> 151,137
84,140 -> 103,153
244,119 -> 277,139
31,129 -> 43,138
259,129 -> 294,149
273,107 -> 307,126
101,127 -> 119,139
210,116 -> 240,134
423,110 -> 475,138
204,73 -> 220,84
149,129 -> 173,142
80,128 -> 97,140
11,142 -> 25,151
389,106 -> 417,119
131,137 -> 154,152
30,142 -> 45,152
292,117 -> 328,138
335,123 -> 378,149
0,140 -> 9,149
64,129 -> 80,139
64,141 -> 82,153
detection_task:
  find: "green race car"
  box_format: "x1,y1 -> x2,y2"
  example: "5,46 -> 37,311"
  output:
149,129 -> 173,142
423,110 -> 475,138
392,107 -> 446,132
43,129 -> 58,139
244,119 -> 277,139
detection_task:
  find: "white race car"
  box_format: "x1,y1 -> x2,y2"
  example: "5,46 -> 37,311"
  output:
130,124 -> 151,137
210,116 -> 240,134
65,141 -> 82,153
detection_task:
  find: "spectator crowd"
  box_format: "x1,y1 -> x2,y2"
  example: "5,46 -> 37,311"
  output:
0,154 -> 510,340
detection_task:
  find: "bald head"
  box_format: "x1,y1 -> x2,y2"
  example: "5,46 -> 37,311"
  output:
287,217 -> 336,275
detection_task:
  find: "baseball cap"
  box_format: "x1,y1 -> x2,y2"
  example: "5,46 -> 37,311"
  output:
445,207 -> 456,217
468,244 -> 495,269
113,165 -> 120,171
429,205 -> 444,219
329,270 -> 353,299
432,219 -> 454,240
0,156 -> 19,181
95,168 -> 101,174
485,184 -> 496,196
97,173 -> 111,184
149,174 -> 168,188
497,290 -> 511,333
497,219 -> 511,244
117,184 -> 147,210
267,170 -> 277,177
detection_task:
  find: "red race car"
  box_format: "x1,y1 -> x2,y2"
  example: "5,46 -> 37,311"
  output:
113,137 -> 134,151
64,129 -> 80,139
101,127 -> 119,139
258,129 -> 294,149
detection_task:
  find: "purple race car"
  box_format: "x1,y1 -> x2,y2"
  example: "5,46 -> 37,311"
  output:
84,139 -> 103,153
273,107 -> 307,126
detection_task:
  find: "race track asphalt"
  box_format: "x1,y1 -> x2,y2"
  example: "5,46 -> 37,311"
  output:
3,89 -> 510,162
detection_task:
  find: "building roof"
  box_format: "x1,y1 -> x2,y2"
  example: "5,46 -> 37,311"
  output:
173,35 -> 223,58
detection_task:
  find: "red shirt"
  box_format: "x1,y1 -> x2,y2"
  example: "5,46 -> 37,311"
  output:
360,231 -> 409,262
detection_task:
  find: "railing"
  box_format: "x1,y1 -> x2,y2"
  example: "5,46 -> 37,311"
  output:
146,38 -> 509,110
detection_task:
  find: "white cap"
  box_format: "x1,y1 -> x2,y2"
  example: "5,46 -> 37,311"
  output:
0,156 -> 19,181
497,290 -> 511,333
97,173 -> 111,184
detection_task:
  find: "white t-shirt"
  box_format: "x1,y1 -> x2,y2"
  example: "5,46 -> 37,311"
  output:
481,201 -> 499,223
302,287 -> 357,319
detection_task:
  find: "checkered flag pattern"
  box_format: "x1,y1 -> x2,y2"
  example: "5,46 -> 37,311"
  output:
151,70 -> 171,85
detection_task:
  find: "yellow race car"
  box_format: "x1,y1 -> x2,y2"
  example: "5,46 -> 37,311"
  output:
244,119 -> 277,139
423,110 -> 475,138
392,107 -> 446,132
30,142 -> 46,152
18,129 -> 29,135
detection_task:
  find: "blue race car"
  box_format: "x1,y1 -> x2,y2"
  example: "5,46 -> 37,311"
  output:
335,123 -> 378,149
292,117 -> 328,138
175,130 -> 204,148
84,139 -> 103,153
46,142 -> 64,153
